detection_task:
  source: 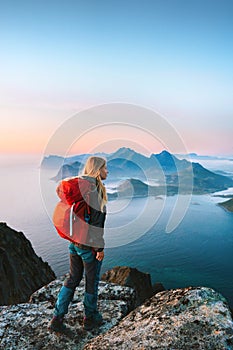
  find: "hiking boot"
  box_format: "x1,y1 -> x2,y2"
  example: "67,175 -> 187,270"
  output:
48,316 -> 67,333
83,312 -> 103,330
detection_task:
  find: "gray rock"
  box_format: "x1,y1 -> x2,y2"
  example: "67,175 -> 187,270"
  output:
1,223 -> 232,350
101,265 -> 154,306
0,222 -> 56,305
0,276 -> 136,350
84,286 -> 233,350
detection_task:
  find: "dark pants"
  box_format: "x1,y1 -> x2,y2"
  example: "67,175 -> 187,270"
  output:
54,243 -> 102,317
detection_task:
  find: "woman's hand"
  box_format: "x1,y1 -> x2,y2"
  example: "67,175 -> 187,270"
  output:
96,250 -> 104,261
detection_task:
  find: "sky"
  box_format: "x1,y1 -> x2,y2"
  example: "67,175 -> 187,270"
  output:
0,0 -> 233,156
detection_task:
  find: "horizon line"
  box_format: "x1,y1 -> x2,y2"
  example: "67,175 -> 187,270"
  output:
1,147 -> 232,158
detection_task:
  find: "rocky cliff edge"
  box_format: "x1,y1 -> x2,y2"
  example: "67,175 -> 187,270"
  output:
0,276 -> 233,350
1,223 -> 233,349
0,222 -> 55,305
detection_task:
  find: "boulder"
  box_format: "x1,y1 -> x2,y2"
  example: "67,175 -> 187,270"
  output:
1,274 -> 233,349
101,265 -> 155,306
0,222 -> 56,305
84,286 -> 233,350
0,277 -> 136,350
1,223 -> 232,349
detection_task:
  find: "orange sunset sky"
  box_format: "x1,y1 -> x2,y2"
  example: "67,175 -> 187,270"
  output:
1,1 -> 233,157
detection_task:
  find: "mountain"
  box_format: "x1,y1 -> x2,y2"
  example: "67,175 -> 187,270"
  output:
164,162 -> 233,194
40,155 -> 64,169
41,152 -> 110,169
52,148 -> 189,181
49,147 -> 233,194
213,170 -> 233,179
51,160 -> 83,181
219,198 -> 233,212
108,147 -> 152,169
117,178 -> 152,197
151,150 -> 190,174
175,153 -> 232,161
192,163 -> 233,193
41,148 -> 233,171
52,157 -> 146,182
51,147 -> 152,181
62,152 -> 109,165
107,158 -> 146,179
111,164 -> 233,198
108,178 -> 179,199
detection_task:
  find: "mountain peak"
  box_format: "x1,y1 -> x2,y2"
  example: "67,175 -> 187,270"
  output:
158,150 -> 172,157
113,147 -> 136,156
153,150 -> 175,161
109,147 -> 149,161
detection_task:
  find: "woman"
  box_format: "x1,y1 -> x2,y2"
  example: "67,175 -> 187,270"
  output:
49,156 -> 108,332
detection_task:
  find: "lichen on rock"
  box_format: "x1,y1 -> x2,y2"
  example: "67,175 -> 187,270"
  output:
84,286 -> 233,350
0,276 -> 136,350
1,223 -> 233,349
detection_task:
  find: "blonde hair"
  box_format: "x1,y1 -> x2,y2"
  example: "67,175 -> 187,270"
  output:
82,156 -> 108,211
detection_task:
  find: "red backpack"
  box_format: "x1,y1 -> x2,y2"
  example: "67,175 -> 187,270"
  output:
53,177 -> 93,244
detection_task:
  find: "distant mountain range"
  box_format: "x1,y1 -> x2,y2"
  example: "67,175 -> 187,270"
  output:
41,147 -> 233,196
175,153 -> 233,161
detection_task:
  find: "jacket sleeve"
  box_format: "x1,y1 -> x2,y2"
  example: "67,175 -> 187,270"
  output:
88,187 -> 106,251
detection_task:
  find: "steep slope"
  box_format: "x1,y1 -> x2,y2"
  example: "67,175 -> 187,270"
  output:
0,223 -> 56,305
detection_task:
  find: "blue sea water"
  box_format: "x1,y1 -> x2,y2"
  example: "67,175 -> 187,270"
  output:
0,155 -> 233,308
105,195 -> 233,308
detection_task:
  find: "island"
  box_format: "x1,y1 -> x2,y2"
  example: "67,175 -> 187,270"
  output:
219,198 -> 233,212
